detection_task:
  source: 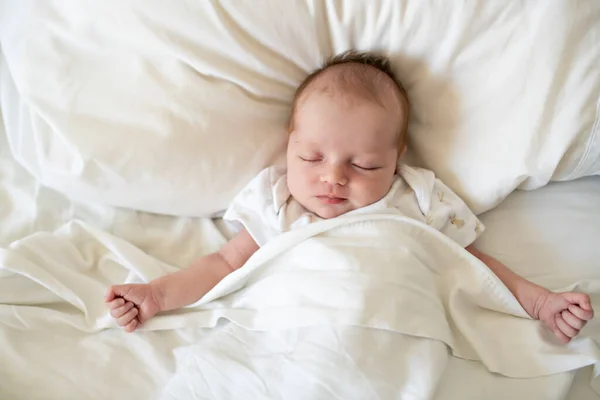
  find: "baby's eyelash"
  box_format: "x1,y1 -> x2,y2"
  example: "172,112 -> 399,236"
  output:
299,156 -> 321,162
299,156 -> 381,170
353,164 -> 381,171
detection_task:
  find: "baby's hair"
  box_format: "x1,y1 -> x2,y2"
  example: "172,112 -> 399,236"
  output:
288,50 -> 410,153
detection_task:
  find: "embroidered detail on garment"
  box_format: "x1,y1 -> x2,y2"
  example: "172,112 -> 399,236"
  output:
450,214 -> 465,228
475,220 -> 483,235
437,191 -> 451,206
426,213 -> 435,225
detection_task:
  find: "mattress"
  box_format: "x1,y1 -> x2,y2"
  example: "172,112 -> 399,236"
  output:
1,121 -> 599,399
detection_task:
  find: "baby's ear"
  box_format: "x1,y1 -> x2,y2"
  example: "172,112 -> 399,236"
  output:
398,143 -> 407,158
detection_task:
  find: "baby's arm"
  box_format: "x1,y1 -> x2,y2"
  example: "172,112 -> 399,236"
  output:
467,245 -> 594,343
152,229 -> 258,311
105,229 -> 258,332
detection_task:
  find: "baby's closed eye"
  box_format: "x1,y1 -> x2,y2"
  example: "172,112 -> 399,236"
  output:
299,157 -> 320,162
298,154 -> 323,163
352,163 -> 382,171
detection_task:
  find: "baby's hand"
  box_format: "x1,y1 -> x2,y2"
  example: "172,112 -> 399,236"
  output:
104,284 -> 160,332
535,291 -> 594,344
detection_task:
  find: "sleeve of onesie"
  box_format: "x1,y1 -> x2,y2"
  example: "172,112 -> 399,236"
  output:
399,165 -> 485,248
222,167 -> 282,247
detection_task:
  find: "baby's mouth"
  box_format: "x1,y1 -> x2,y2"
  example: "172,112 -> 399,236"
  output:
316,195 -> 346,205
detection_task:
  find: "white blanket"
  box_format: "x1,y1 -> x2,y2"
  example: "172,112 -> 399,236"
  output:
1,215 -> 600,399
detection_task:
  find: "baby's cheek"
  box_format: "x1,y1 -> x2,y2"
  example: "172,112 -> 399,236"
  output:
309,172 -> 321,186
369,179 -> 391,202
289,170 -> 311,198
300,170 -> 317,188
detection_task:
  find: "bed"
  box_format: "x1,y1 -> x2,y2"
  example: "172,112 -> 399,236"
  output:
1,1 -> 600,399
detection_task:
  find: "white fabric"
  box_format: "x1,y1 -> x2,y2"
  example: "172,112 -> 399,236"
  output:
1,1 -> 598,216
224,164 -> 484,247
1,216 -> 600,399
447,175 -> 600,400
2,119 -> 600,399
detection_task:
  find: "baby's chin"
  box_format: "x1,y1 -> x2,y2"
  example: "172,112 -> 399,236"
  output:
309,201 -> 354,220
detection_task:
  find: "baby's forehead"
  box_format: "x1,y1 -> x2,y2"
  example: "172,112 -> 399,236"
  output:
298,63 -> 402,111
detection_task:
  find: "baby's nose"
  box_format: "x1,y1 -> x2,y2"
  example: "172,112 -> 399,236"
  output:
320,164 -> 348,186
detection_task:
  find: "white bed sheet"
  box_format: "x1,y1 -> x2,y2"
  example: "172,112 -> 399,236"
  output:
1,123 -> 599,398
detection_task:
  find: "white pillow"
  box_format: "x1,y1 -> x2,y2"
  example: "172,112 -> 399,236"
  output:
0,1 -> 598,216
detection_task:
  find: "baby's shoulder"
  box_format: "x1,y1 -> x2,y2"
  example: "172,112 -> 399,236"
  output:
244,164 -> 291,212
395,164 -> 437,197
396,164 -> 436,181
248,164 -> 285,185
240,164 -> 286,194
223,164 -> 292,246
392,164 -> 466,217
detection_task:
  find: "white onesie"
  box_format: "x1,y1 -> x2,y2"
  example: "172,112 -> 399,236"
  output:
224,164 -> 484,248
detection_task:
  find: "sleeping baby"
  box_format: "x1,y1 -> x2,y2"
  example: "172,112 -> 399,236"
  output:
105,50 -> 593,344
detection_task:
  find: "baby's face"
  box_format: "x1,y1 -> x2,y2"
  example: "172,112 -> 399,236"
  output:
287,93 -> 400,219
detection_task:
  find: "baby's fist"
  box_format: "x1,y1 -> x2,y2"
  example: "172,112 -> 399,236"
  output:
536,291 -> 594,344
104,283 -> 161,332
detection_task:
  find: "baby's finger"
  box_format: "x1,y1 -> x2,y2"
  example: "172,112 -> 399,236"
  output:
117,307 -> 138,327
551,324 -> 571,344
556,314 -> 579,339
561,310 -> 586,330
104,287 -> 117,302
124,319 -> 138,333
106,298 -> 125,310
111,302 -> 135,319
568,305 -> 594,321
563,292 -> 592,311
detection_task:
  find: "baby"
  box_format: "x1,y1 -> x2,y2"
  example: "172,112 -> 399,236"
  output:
106,50 -> 593,344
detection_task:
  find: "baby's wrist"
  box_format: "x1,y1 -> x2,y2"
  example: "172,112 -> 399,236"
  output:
149,281 -> 166,312
526,287 -> 552,320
